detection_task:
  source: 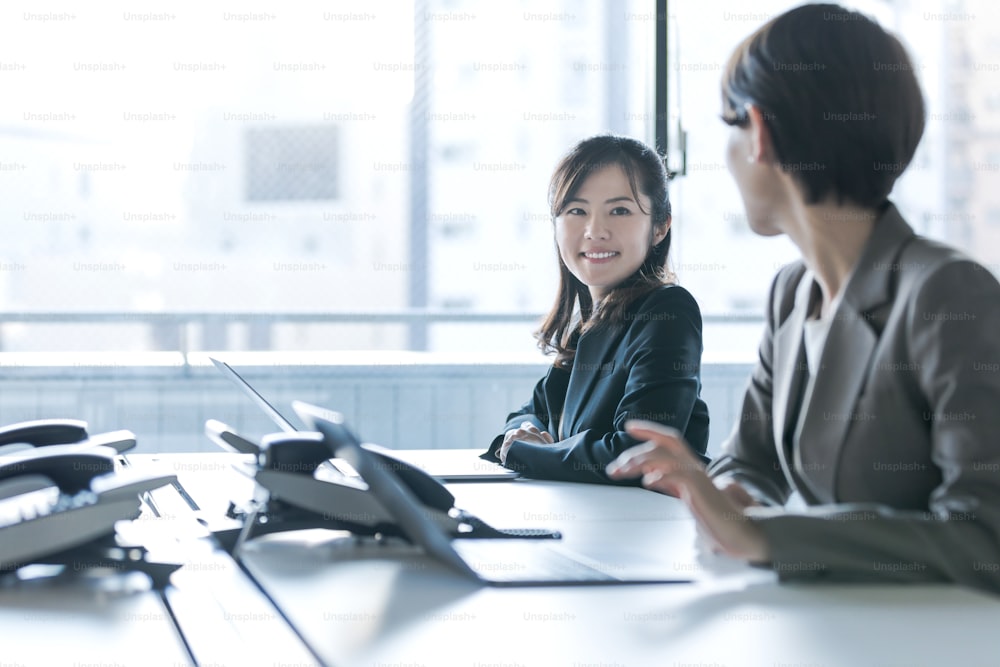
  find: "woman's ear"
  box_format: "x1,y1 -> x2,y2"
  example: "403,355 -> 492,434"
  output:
746,104 -> 776,164
652,217 -> 671,246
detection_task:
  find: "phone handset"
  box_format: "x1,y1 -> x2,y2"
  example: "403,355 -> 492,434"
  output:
0,445 -> 176,570
0,418 -> 87,452
0,418 -> 137,457
207,416 -> 458,511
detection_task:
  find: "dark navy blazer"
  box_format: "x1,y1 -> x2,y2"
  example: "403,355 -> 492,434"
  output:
483,284 -> 710,484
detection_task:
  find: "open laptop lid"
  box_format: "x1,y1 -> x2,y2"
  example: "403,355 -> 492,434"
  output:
210,357 -> 519,481
210,357 -> 298,433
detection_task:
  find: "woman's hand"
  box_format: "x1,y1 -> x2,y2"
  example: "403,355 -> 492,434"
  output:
498,421 -> 554,464
716,478 -> 762,510
606,420 -> 770,563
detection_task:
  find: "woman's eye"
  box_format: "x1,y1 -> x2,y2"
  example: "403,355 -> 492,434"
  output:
565,207 -> 586,216
610,206 -> 631,215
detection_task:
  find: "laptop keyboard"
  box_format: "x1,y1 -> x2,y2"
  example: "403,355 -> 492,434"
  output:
456,513 -> 561,539
452,539 -> 613,582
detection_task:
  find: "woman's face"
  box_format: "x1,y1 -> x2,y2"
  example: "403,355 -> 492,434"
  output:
554,164 -> 667,301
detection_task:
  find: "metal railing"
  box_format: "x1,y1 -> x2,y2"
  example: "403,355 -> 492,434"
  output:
0,311 -> 765,354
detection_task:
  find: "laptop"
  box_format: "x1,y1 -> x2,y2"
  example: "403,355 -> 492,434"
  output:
293,401 -> 693,587
209,357 -> 519,482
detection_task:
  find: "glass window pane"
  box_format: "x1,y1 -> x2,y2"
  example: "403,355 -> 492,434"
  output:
1,0 -> 996,360
668,0 -> 1000,361
0,0 -> 655,353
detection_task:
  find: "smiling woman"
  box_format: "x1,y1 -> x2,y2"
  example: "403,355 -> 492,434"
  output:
482,134 -> 710,484
554,163 -> 668,301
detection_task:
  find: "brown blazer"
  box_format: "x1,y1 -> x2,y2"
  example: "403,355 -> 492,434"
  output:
709,202 -> 1000,593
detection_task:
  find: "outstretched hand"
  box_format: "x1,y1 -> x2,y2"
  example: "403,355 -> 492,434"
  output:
607,420 -> 770,563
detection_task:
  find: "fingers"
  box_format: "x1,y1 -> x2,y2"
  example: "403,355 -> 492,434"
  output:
499,423 -> 555,459
606,441 -> 658,477
498,429 -> 518,459
518,423 -> 554,443
519,421 -> 542,437
609,424 -> 772,562
607,422 -> 704,486
624,420 -> 685,448
502,425 -> 532,446
623,423 -> 691,461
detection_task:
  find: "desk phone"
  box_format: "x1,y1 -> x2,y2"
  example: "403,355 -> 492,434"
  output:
204,419 -> 560,552
0,439 -> 175,579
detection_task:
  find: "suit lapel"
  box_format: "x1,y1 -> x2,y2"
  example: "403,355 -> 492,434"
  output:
794,303 -> 878,501
771,271 -> 814,465
793,203 -> 916,502
562,321 -> 624,440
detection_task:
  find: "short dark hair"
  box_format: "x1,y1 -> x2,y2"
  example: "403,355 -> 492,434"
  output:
538,134 -> 673,366
721,3 -> 925,208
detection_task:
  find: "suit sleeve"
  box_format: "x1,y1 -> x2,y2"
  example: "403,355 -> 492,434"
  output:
481,373 -> 554,462
749,260 -> 1000,593
707,268 -> 795,506
505,288 -> 707,483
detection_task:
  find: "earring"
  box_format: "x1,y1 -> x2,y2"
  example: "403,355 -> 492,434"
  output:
746,154 -> 757,164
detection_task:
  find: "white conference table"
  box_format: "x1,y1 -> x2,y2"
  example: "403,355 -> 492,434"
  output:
171,450 -> 1000,667
3,451 -> 1000,667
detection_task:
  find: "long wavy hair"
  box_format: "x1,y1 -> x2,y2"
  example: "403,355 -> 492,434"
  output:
537,135 -> 673,368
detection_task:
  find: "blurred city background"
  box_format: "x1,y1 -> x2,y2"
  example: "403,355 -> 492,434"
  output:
0,0 -> 997,363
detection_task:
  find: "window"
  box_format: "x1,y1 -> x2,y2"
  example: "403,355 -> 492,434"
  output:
1,0 -> 996,361
0,0 -> 654,354
666,0 -> 1000,360
245,126 -> 340,202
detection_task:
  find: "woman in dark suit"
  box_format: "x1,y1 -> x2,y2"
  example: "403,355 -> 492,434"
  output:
608,4 -> 1000,593
484,134 -> 710,484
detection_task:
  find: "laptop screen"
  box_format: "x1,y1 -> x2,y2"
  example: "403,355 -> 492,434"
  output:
210,357 -> 299,433
211,357 -> 517,483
